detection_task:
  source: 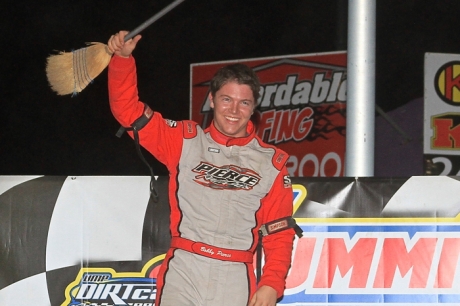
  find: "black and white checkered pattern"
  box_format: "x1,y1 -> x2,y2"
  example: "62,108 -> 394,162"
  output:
0,176 -> 170,305
2,175 -> 460,305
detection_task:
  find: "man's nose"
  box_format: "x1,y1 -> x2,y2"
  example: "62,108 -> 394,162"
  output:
229,101 -> 238,113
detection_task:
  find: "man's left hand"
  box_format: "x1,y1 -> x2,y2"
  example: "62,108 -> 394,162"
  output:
248,285 -> 277,306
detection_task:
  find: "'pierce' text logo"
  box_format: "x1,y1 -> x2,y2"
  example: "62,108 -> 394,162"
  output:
192,162 -> 261,190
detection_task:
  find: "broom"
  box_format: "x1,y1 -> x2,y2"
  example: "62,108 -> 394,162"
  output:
46,0 -> 185,96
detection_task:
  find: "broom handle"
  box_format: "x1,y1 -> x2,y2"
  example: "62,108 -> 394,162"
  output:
124,0 -> 186,42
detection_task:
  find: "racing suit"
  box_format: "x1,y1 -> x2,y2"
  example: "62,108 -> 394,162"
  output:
108,55 -> 295,306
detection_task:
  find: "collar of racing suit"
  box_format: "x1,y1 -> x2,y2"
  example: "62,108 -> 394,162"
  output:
207,120 -> 256,147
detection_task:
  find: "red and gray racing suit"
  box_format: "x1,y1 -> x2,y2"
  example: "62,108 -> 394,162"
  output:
108,55 -> 295,306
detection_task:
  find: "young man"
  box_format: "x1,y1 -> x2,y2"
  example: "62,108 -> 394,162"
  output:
107,31 -> 295,306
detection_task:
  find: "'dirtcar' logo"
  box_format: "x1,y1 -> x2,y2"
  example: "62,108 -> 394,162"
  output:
434,61 -> 460,106
192,162 -> 261,190
62,255 -> 164,306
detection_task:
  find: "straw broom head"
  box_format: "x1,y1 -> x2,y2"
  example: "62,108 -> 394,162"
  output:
46,42 -> 113,96
46,0 -> 186,96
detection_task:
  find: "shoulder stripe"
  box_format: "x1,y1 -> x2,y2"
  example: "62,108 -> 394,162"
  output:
272,149 -> 289,171
183,120 -> 198,139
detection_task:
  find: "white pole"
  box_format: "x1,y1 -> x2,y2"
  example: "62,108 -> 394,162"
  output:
345,0 -> 376,176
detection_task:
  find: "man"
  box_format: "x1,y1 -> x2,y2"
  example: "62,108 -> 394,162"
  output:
107,31 -> 295,306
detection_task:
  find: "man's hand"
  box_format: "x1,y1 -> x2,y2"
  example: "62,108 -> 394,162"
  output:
107,31 -> 142,58
248,285 -> 277,306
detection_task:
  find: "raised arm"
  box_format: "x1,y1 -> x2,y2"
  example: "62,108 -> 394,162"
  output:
107,32 -> 183,170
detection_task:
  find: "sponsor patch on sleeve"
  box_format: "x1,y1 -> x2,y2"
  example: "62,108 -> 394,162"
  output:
164,119 -> 177,128
284,175 -> 292,188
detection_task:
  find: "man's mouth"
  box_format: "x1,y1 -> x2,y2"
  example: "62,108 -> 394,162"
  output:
225,116 -> 239,122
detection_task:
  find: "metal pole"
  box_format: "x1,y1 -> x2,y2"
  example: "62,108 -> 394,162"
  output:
345,0 -> 376,176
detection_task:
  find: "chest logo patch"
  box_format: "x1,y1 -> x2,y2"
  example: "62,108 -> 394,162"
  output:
192,162 -> 261,190
208,147 -> 220,153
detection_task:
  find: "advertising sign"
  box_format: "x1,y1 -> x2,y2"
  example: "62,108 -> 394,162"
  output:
424,53 -> 460,175
190,52 -> 347,177
2,176 -> 460,305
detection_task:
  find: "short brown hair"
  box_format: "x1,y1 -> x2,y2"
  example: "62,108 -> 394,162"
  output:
210,63 -> 260,102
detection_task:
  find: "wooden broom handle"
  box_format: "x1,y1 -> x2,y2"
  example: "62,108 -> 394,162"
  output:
124,0 -> 186,42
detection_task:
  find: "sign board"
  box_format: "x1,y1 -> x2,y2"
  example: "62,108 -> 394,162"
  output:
190,52 -> 347,177
2,176 -> 460,305
424,53 -> 460,175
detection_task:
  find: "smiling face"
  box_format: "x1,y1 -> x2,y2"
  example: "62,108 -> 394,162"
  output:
209,81 -> 255,138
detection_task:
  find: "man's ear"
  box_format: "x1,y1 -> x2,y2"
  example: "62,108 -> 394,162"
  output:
208,92 -> 214,109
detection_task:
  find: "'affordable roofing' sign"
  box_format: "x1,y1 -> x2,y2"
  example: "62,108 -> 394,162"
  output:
190,51 -> 347,177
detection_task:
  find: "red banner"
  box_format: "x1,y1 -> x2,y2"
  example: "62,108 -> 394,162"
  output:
190,52 -> 347,177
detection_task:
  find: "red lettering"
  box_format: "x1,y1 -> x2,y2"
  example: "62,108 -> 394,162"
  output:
373,238 -> 437,288
285,238 -> 316,289
435,238 -> 460,288
445,65 -> 460,100
313,238 -> 377,288
432,117 -> 460,148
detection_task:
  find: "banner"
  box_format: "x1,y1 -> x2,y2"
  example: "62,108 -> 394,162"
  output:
424,53 -> 460,175
190,52 -> 347,177
1,175 -> 460,305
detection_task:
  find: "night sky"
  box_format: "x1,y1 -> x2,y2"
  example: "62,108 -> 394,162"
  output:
2,0 -> 460,177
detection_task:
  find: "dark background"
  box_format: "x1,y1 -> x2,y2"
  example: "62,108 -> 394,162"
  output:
1,0 -> 460,176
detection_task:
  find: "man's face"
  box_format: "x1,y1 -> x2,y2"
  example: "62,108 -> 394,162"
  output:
209,81 -> 255,138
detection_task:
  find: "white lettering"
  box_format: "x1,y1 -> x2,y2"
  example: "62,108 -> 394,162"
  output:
75,284 -> 97,299
217,250 -> 232,258
274,76 -> 297,107
310,73 -> 330,103
291,81 -> 312,105
74,283 -> 155,303
201,247 -> 215,255
287,152 -> 343,177
100,284 -> 126,305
